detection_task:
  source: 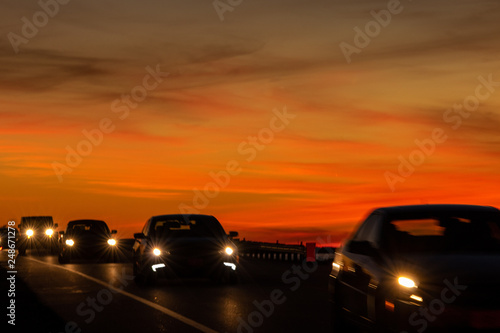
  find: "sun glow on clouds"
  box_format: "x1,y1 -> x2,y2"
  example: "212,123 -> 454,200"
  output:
1,0 -> 500,243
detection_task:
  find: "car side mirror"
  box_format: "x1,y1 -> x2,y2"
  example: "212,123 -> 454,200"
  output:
134,233 -> 146,239
59,231 -> 65,235
111,230 -> 117,234
348,240 -> 375,256
54,223 -> 59,228
228,231 -> 239,239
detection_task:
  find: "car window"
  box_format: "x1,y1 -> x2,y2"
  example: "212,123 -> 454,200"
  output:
142,218 -> 152,236
21,216 -> 54,228
70,222 -> 109,234
391,219 -> 443,236
353,214 -> 382,248
152,216 -> 226,239
383,216 -> 500,253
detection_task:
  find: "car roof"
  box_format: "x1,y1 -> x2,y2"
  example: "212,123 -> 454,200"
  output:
371,204 -> 500,220
21,216 -> 53,222
68,219 -> 107,225
20,216 -> 54,226
151,214 -> 216,222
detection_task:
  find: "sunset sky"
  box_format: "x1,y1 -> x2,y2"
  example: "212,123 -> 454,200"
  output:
2,0 -> 500,244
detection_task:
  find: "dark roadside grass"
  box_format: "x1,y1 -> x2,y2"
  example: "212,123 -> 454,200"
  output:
2,265 -> 67,332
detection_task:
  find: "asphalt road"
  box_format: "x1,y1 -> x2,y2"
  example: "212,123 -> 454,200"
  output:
1,250 -> 333,333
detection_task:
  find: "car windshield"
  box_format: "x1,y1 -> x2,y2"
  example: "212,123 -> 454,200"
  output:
152,216 -> 226,239
21,217 -> 54,229
70,222 -> 109,235
382,215 -> 500,253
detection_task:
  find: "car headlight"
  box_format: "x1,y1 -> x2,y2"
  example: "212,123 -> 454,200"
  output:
26,229 -> 34,237
153,248 -> 161,256
107,239 -> 117,246
398,276 -> 417,288
66,239 -> 74,246
225,246 -> 234,255
45,229 -> 54,236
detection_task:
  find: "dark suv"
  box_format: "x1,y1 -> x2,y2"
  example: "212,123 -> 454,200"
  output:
18,216 -> 59,255
0,226 -> 18,251
133,214 -> 239,285
58,219 -> 118,263
329,204 -> 500,332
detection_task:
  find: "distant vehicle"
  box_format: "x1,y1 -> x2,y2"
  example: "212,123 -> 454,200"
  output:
58,219 -> 118,264
329,204 -> 500,332
18,216 -> 58,255
133,214 -> 239,285
0,226 -> 18,251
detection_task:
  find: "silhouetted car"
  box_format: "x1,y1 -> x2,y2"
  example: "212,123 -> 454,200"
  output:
0,226 -> 17,251
18,216 -> 59,255
329,204 -> 500,332
58,219 -> 118,263
133,214 -> 239,285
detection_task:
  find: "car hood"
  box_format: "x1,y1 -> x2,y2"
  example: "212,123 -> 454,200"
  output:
68,232 -> 110,243
162,237 -> 232,255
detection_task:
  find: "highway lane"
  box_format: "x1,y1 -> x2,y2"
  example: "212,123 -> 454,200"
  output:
1,251 -> 333,333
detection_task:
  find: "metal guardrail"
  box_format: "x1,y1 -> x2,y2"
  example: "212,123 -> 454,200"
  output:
234,240 -> 306,261
240,251 -> 305,261
235,240 -> 336,262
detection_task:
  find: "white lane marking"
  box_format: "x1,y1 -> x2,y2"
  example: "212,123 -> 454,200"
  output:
26,257 -> 219,333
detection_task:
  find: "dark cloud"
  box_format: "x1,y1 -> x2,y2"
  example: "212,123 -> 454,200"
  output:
0,48 -> 118,92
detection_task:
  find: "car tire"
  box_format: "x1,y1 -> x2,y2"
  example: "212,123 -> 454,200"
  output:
146,271 -> 158,285
134,261 -> 156,286
331,302 -> 351,333
331,281 -> 359,333
133,260 -> 145,285
223,270 -> 238,285
214,268 -> 238,285
228,271 -> 238,285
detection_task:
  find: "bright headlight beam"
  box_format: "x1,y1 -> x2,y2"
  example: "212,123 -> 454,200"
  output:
26,229 -> 34,237
66,239 -> 74,246
107,239 -> 117,246
153,248 -> 161,256
45,229 -> 54,236
398,277 -> 416,288
225,247 -> 234,255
